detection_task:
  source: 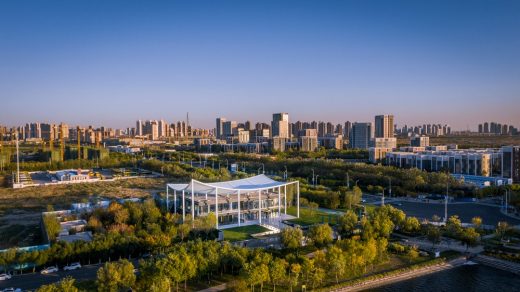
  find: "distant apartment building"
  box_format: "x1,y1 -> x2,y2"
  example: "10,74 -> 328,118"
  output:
216,117 -> 227,139
271,137 -> 288,152
143,120 -> 159,140
271,113 -> 289,138
223,121 -> 238,138
502,146 -> 520,183
349,122 -> 372,149
410,135 -> 429,147
319,134 -> 343,150
299,129 -> 318,152
136,120 -> 143,136
375,115 -> 394,138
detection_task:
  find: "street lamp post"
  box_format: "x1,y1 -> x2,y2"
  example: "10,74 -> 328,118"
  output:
315,175 -> 319,187
388,177 -> 392,198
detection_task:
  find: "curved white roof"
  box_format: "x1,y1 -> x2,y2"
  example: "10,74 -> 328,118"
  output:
167,174 -> 292,195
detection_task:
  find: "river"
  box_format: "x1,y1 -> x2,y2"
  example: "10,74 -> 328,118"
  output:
370,264 -> 520,292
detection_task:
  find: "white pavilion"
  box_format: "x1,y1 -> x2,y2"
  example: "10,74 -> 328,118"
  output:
166,175 -> 300,229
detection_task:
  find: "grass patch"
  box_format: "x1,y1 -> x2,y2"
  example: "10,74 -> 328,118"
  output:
222,225 -> 270,242
286,206 -> 338,226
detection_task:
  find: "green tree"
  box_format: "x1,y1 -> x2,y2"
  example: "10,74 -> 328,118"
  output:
269,258 -> 287,292
496,221 -> 509,240
460,227 -> 480,251
426,225 -> 441,248
403,217 -> 421,233
308,224 -> 333,248
446,215 -> 463,238
326,245 -> 346,284
43,214 -> 61,241
96,259 -> 136,292
37,276 -> 78,292
407,246 -> 419,263
338,210 -> 358,236
280,227 -> 303,250
471,216 -> 482,231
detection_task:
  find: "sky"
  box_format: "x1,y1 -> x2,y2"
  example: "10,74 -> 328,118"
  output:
1,0 -> 519,130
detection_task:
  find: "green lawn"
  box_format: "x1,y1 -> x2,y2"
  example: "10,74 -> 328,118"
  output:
222,225 -> 270,242
286,206 -> 339,226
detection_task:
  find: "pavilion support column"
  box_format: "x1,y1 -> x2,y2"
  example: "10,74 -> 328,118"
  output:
166,185 -> 169,212
258,189 -> 262,224
278,186 -> 281,218
174,190 -> 177,214
238,190 -> 241,227
191,180 -> 195,228
296,181 -> 300,218
205,193 -> 208,214
182,190 -> 186,222
215,188 -> 219,229
284,184 -> 287,215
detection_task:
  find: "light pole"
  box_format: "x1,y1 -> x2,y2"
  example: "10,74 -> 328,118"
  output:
346,172 -> 350,189
312,169 -> 315,187
381,188 -> 385,206
315,175 -> 319,187
284,165 -> 288,181
388,177 -> 392,198
355,179 -> 360,187
444,182 -> 449,223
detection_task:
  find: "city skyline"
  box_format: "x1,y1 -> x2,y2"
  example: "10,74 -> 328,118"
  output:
1,0 -> 520,129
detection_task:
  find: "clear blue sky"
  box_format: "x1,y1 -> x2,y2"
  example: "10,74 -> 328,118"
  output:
1,0 -> 519,130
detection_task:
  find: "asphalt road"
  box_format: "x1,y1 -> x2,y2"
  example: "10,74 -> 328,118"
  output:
0,264 -> 101,291
390,201 -> 520,226
0,259 -> 140,291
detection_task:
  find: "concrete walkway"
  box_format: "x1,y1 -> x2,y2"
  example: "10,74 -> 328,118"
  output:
197,283 -> 227,292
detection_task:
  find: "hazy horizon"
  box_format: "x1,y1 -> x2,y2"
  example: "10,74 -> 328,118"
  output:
1,0 -> 519,130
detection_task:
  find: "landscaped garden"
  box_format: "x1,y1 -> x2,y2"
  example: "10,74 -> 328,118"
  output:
222,224 -> 270,241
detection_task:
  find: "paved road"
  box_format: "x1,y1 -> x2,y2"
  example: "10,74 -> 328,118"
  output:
0,264 -> 101,291
0,259 -> 139,291
383,201 -> 520,226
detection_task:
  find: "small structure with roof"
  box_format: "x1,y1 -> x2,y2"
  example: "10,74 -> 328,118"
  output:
166,175 -> 300,229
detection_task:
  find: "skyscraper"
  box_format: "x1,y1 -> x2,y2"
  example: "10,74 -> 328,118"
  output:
271,113 -> 289,138
375,115 -> 394,138
216,117 -> 227,139
136,120 -> 143,136
350,122 -> 372,149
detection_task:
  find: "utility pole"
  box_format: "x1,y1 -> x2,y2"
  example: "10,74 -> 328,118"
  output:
16,132 -> 20,185
77,126 -> 81,160
444,182 -> 449,223
388,177 -> 392,198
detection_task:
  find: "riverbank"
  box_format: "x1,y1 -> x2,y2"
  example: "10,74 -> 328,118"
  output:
325,257 -> 467,292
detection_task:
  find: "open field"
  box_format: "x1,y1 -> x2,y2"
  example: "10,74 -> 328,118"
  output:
222,225 -> 270,241
287,206 -> 340,226
0,177 -> 167,249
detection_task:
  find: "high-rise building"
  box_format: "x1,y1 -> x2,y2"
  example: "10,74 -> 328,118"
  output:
223,121 -> 237,137
299,129 -> 318,152
350,122 -> 372,149
216,117 -> 227,140
136,120 -> 143,136
484,122 -> 489,133
502,146 -> 520,183
158,120 -> 168,137
375,115 -> 394,138
410,135 -> 429,147
271,113 -> 289,138
344,121 -> 352,139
